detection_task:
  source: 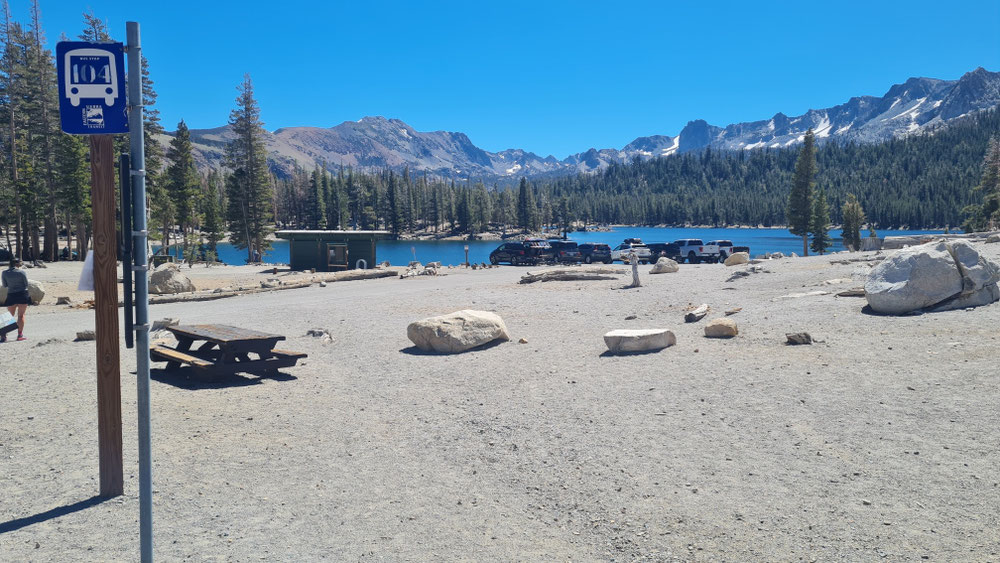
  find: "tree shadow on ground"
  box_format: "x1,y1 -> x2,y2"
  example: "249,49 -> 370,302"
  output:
399,340 -> 506,355
149,368 -> 297,390
0,495 -> 109,535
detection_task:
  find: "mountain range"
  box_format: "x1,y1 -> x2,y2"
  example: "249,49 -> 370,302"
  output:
173,67 -> 1000,180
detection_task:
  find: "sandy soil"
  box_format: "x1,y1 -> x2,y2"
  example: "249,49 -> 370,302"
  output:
2,247 -> 999,561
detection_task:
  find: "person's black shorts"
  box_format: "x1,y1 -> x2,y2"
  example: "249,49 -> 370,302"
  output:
2,289 -> 31,306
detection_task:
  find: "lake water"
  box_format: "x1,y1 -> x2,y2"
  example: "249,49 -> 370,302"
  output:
168,227 -> 947,266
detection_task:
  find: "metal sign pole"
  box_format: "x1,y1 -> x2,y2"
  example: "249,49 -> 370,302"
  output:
126,21 -> 153,563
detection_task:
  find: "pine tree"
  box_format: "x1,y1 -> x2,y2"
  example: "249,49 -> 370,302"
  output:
517,177 -> 537,231
841,193 -> 866,251
165,120 -> 200,254
26,1 -> 58,260
787,129 -> 816,255
308,166 -> 326,229
224,74 -> 273,261
54,132 -> 89,258
961,137 -> 1000,232
810,188 -> 831,255
201,170 -> 224,258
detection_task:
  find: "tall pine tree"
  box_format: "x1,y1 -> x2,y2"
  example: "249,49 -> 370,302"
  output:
224,74 -> 273,262
787,129 -> 816,256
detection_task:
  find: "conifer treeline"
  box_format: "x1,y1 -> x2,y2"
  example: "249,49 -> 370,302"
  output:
0,4 -> 164,261
273,107 -> 998,235
2,0 -> 997,263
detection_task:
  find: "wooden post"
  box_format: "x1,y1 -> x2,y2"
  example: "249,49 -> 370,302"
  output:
89,134 -> 123,497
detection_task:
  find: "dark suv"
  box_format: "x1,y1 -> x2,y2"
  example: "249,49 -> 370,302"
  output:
646,242 -> 681,262
547,240 -> 581,263
578,243 -> 612,264
489,240 -> 552,265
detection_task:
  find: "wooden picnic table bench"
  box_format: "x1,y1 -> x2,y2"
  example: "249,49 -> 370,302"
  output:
150,324 -> 307,377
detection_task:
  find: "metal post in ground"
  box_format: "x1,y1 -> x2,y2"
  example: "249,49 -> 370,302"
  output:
127,21 -> 153,563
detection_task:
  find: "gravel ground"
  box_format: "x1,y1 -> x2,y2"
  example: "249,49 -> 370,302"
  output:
2,248 -> 999,561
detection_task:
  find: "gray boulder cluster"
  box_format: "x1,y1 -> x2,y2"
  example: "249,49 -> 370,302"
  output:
865,240 -> 1000,314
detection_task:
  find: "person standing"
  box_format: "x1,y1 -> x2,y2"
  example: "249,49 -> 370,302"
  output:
2,258 -> 31,342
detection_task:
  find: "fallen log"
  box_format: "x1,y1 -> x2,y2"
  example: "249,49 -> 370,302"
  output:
519,267 -> 624,284
684,303 -> 709,323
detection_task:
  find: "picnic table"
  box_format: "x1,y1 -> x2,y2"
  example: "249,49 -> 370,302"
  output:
151,324 -> 306,377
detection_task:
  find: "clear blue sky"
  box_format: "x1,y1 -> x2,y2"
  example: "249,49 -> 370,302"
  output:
25,0 -> 1000,158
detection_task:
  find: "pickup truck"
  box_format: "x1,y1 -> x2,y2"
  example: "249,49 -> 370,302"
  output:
674,239 -> 712,263
703,240 -> 735,263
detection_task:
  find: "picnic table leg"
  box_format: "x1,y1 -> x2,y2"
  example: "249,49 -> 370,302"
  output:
166,336 -> 194,370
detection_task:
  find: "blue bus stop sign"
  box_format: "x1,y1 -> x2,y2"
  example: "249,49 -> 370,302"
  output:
56,41 -> 128,135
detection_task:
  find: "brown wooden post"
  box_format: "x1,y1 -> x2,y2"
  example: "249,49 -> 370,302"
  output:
89,134 -> 123,497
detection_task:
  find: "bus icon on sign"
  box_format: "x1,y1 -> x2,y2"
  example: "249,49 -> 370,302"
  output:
64,48 -> 119,107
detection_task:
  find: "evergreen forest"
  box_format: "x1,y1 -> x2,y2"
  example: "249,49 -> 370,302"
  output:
1,0 -> 998,264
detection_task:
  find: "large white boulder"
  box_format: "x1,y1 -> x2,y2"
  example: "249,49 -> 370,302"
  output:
0,279 -> 44,304
649,257 -> 679,274
407,310 -> 510,353
865,241 -> 1000,314
27,280 -> 44,304
149,268 -> 196,295
603,329 -> 676,353
724,252 -> 750,266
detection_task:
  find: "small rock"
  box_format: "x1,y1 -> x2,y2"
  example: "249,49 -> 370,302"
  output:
427,261 -> 442,269
836,288 -> 866,297
56,296 -> 72,305
319,281 -> 327,287
624,314 -> 637,320
306,328 -> 329,338
724,308 -> 742,316
786,332 -> 813,345
518,337 -> 528,344
75,330 -> 96,341
862,499 -> 872,506
986,234 -> 1000,244
704,318 -> 738,338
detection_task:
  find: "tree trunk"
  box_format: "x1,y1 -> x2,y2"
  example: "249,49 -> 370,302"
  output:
802,235 -> 809,257
66,211 -> 73,259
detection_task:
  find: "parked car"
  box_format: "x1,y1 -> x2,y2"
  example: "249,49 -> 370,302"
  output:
489,240 -> 552,265
523,238 -> 556,263
578,243 -> 612,264
673,239 -> 710,263
611,239 -> 652,263
703,240 -> 734,263
646,242 -> 682,262
547,240 -> 582,263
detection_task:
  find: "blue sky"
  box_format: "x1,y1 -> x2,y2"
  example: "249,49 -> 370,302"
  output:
24,0 -> 1000,158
